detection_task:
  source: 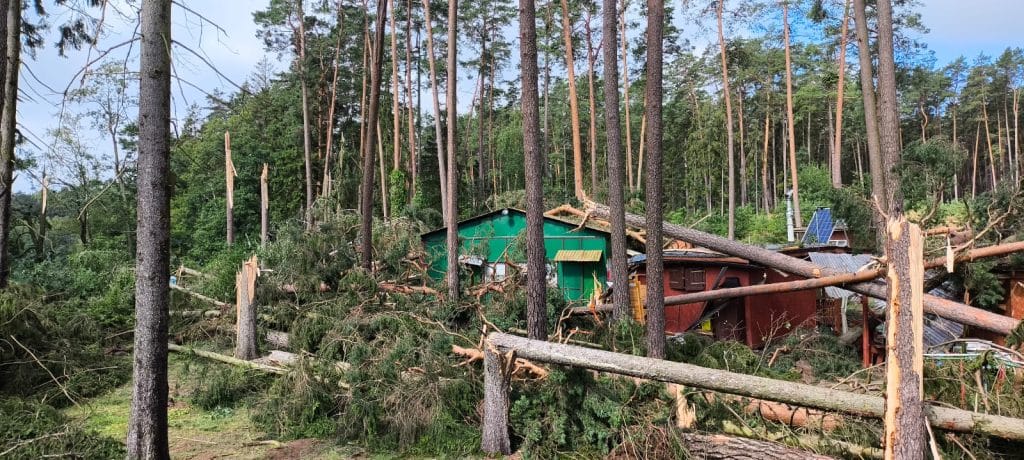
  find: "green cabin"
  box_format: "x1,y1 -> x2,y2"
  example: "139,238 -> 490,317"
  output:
420,208 -> 611,302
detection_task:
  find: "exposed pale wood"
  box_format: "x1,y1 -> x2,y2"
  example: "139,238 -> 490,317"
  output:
720,421 -> 883,459
487,332 -> 1024,440
559,0 -> 585,200
378,282 -> 439,296
451,344 -> 548,378
235,255 -> 259,360
584,201 -> 1020,335
169,343 -> 285,374
260,164 -> 269,246
883,218 -> 925,458
170,283 -> 230,308
782,2 -> 802,227
225,131 -> 235,245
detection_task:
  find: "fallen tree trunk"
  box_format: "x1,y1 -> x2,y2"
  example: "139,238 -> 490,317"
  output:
486,332 -> 1024,440
678,432 -> 836,460
170,309 -> 222,318
575,240 -> 1024,315
168,343 -> 285,374
585,201 -> 1019,335
720,421 -> 882,459
170,284 -> 231,308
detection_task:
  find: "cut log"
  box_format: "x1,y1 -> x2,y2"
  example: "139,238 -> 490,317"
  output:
170,283 -> 231,308
678,432 -> 836,460
486,332 -> 1024,440
168,343 -> 285,374
584,201 -> 1019,335
883,218 -> 926,458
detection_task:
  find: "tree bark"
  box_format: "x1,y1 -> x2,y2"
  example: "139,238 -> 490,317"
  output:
389,0 -> 401,178
445,0 -> 459,301
585,12 -> 598,196
487,332 -> 1024,440
782,1 -> 802,227
297,0 -> 314,230
679,433 -> 835,460
882,217 -> 926,459
521,0 -> 546,339
235,256 -> 259,361
852,0 -> 886,248
584,201 -> 1020,335
422,0 -> 447,221
716,0 -> 736,240
644,0 -> 664,359
404,0 -> 417,197
225,131 -> 235,246
0,0 -> 19,288
321,0 -> 344,198
875,0 -> 903,213
761,94 -> 771,212
620,2 -> 633,193
127,0 -> 172,457
560,0 -> 585,200
832,0 -> 850,189
480,344 -> 512,454
359,0 -> 388,270
603,0 -> 630,322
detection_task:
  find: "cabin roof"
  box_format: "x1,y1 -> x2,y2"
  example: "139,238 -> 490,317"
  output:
420,208 -> 611,240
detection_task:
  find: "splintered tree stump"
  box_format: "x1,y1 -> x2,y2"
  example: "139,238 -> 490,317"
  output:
481,344 -> 511,455
679,432 -> 836,460
883,218 -> 926,458
234,255 -> 260,360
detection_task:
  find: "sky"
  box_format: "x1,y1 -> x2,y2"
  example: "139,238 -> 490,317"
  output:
14,0 -> 1024,193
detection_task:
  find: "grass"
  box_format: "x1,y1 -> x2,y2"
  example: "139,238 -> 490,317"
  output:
63,355 -> 366,459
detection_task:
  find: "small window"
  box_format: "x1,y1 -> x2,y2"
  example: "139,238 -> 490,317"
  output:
668,268 -> 687,290
684,268 -> 706,291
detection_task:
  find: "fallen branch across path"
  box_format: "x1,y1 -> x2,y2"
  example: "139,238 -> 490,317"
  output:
168,343 -> 285,374
482,333 -> 1024,444
170,284 -> 231,309
584,201 -> 1020,335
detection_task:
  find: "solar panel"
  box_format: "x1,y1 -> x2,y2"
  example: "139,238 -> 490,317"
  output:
802,208 -> 834,246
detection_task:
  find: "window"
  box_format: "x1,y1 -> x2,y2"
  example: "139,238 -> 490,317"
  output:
685,269 -> 706,291
668,268 -> 687,290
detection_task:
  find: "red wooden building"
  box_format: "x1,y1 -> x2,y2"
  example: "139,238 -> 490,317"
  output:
630,249 -> 819,348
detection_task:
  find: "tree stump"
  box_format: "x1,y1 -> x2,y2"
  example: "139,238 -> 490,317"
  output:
481,343 -> 511,455
234,255 -> 259,360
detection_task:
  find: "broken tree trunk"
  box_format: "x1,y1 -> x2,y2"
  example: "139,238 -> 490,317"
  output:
883,217 -> 926,458
584,201 -> 1019,335
678,432 -> 835,460
260,163 -> 269,246
225,131 -> 235,246
485,332 -> 1024,440
235,255 -> 260,360
481,343 -> 512,455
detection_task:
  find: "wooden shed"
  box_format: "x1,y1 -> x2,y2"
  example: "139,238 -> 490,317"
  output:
421,208 -> 612,302
629,249 -> 819,348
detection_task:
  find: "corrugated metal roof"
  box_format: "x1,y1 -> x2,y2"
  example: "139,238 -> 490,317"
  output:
864,281 -> 966,349
807,252 -> 876,299
553,249 -> 603,262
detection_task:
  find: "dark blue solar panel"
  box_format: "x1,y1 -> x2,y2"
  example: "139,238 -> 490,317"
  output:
803,208 -> 834,245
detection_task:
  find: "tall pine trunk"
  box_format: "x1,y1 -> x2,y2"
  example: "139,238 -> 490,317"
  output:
620,3 -> 634,193
876,0 -> 904,208
127,0 -> 171,456
782,1 -> 802,227
445,0 -> 459,301
832,0 -> 850,189
520,0 -> 546,339
560,0 -> 585,199
716,0 -> 736,240
644,0 -> 665,359
0,0 -> 20,288
297,0 -> 314,230
853,0 -> 886,248
604,0 -> 630,321
360,0 -> 388,270
585,12 -> 598,195
405,0 -> 417,197
320,0 -> 344,199
422,0 -> 447,220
